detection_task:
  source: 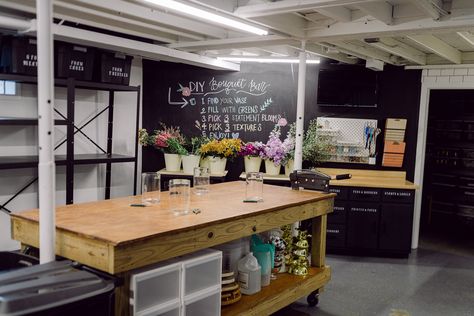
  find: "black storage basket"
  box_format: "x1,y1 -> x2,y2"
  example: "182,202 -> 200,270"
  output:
55,41 -> 95,81
0,35 -> 38,75
0,251 -> 39,273
98,51 -> 132,85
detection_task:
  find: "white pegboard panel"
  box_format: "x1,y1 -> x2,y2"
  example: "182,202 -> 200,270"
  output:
316,117 -> 378,164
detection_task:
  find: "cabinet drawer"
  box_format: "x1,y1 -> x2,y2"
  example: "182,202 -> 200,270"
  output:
328,201 -> 347,224
350,188 -> 381,201
326,224 -> 346,248
349,203 -> 380,214
382,189 -> 414,204
328,186 -> 348,200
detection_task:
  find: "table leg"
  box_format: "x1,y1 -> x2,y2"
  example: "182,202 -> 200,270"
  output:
311,214 -> 327,268
115,271 -> 131,316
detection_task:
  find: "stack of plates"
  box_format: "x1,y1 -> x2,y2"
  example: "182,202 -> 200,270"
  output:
221,271 -> 241,306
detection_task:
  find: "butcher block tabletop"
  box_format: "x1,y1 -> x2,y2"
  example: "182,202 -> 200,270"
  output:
11,181 -> 335,274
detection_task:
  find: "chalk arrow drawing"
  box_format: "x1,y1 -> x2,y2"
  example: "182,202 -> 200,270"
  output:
168,87 -> 189,108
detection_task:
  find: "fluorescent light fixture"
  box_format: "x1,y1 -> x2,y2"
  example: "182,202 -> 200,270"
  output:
142,0 -> 268,35
217,57 -> 320,64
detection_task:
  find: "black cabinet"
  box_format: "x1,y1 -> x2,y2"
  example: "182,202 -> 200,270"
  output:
326,224 -> 346,249
347,203 -> 379,250
327,185 -> 415,257
379,204 -> 413,251
328,201 -> 347,224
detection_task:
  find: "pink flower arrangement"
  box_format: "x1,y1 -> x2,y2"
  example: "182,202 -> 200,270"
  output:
260,119 -> 295,166
239,141 -> 264,157
138,124 -> 187,155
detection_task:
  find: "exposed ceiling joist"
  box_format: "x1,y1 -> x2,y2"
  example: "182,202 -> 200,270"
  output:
250,15 -> 306,37
234,0 -> 380,18
307,15 -> 474,41
325,40 -> 398,64
167,35 -> 296,51
407,34 -> 462,64
457,31 -> 474,47
411,0 -> 445,20
368,37 -> 427,65
427,51 -> 474,64
47,24 -> 240,71
302,43 -> 359,64
72,0 -> 228,39
317,7 -> 353,22
54,0 -> 202,42
354,2 -> 393,25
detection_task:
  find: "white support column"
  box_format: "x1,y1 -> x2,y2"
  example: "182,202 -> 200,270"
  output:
292,43 -> 307,237
412,83 -> 430,249
37,0 -> 56,264
294,46 -> 306,171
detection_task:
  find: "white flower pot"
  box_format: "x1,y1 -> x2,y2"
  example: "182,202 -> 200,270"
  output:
265,159 -> 281,176
182,154 -> 201,174
284,159 -> 294,176
209,156 -> 227,174
164,153 -> 182,172
244,156 -> 262,173
200,156 -> 210,169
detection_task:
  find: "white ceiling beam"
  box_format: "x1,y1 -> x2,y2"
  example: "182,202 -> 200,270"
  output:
0,1 -> 179,43
234,0 -> 381,18
44,24 -> 240,71
168,35 -> 297,51
457,31 -> 474,47
368,37 -> 427,65
307,16 -> 474,41
302,43 -> 359,64
426,52 -> 474,65
71,0 -> 228,39
54,0 -> 203,41
250,15 -> 307,37
325,40 -> 399,64
354,2 -> 393,25
410,0 -> 444,20
317,7 -> 353,22
407,34 -> 462,64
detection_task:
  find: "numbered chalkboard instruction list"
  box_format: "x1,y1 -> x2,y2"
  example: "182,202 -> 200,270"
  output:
143,61 -> 319,142
170,77 -> 285,139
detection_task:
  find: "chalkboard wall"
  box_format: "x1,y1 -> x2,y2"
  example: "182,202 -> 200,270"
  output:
142,60 -> 422,181
142,60 -> 320,179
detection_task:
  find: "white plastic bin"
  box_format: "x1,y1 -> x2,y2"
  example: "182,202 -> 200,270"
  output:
138,300 -> 180,316
130,262 -> 181,315
181,249 -> 222,297
183,286 -> 221,316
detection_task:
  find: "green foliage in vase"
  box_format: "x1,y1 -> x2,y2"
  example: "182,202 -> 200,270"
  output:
303,119 -> 331,166
185,136 -> 210,155
166,137 -> 188,155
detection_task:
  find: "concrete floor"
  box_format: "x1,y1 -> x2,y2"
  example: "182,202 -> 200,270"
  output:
275,239 -> 474,316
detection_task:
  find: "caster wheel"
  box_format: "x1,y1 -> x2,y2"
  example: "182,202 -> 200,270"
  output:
307,291 -> 319,307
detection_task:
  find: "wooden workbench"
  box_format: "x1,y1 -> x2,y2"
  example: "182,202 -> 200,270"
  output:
240,168 -> 418,190
11,181 -> 335,316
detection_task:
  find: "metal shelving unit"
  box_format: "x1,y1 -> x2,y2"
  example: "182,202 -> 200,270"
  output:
0,73 -> 140,213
